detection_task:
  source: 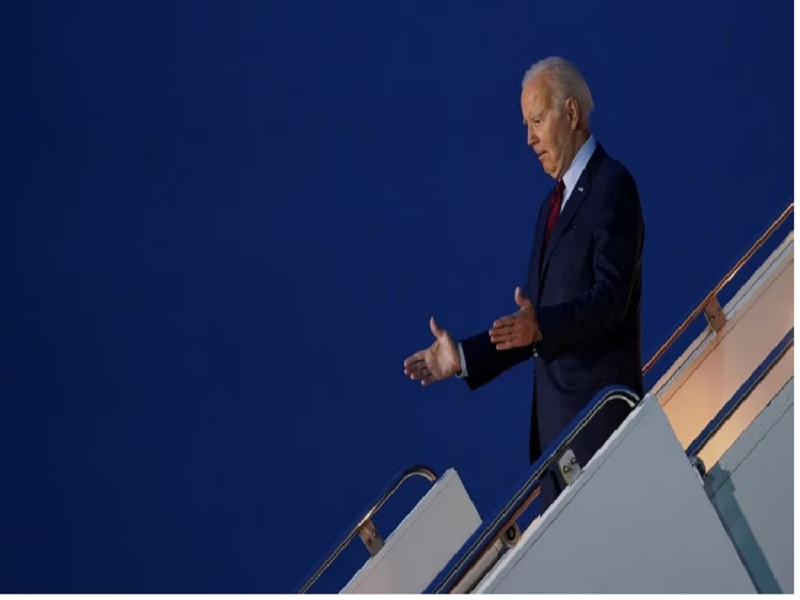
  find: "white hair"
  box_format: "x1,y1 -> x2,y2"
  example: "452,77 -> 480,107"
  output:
521,57 -> 594,127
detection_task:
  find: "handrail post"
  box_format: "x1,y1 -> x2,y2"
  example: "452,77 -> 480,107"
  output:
357,519 -> 384,556
702,294 -> 726,332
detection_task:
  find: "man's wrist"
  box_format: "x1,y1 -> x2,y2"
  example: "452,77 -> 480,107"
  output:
455,341 -> 468,378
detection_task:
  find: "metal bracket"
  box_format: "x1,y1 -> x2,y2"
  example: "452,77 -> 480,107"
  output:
703,295 -> 727,332
690,456 -> 707,486
558,448 -> 582,485
357,519 -> 385,556
500,522 -> 521,549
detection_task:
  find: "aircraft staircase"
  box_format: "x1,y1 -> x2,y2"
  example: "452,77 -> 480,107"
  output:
297,202 -> 794,594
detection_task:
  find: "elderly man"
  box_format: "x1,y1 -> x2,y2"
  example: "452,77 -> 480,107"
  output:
403,57 -> 645,512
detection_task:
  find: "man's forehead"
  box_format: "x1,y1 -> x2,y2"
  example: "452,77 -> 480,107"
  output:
521,78 -> 551,111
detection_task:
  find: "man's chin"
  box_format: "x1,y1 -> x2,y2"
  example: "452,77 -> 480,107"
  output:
537,160 -> 555,178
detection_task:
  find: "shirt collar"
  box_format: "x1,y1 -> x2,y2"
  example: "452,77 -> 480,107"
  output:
562,134 -> 596,201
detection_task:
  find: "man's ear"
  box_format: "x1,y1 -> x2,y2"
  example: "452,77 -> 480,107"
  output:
566,97 -> 580,130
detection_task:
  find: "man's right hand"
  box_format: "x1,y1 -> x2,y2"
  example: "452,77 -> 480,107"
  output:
403,317 -> 461,387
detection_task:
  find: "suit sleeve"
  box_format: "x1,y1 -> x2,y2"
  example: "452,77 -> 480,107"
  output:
459,330 -> 533,391
537,172 -> 643,359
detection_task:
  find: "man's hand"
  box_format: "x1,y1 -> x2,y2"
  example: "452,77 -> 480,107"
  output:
404,317 -> 461,387
490,286 -> 542,350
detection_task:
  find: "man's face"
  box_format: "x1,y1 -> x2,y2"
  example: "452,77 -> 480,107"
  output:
520,75 -> 574,180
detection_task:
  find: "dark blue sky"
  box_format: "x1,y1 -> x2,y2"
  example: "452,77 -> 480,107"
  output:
3,0 -> 793,593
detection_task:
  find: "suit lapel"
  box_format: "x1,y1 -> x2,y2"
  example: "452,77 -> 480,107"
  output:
531,190 -> 551,291
539,143 -> 606,286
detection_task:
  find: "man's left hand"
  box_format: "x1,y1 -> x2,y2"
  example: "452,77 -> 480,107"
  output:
489,287 -> 542,350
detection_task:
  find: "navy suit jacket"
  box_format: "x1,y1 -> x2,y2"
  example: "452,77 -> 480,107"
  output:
460,143 -> 645,469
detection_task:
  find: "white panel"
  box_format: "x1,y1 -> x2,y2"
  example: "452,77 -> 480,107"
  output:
341,468 -> 481,594
706,379 -> 794,593
698,346 -> 793,469
474,395 -> 755,594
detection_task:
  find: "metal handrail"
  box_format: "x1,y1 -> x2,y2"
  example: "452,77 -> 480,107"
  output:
643,201 -> 793,375
297,464 -> 437,594
686,328 -> 794,460
425,386 -> 640,594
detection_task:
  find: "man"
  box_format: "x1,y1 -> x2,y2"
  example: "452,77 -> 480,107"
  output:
403,57 -> 645,512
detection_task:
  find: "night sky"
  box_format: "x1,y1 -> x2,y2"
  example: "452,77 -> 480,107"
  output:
3,0 -> 793,592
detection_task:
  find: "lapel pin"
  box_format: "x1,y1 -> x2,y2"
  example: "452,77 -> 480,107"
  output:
578,186 -> 584,192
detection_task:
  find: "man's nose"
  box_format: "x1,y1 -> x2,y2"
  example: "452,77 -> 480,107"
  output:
527,125 -> 537,146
